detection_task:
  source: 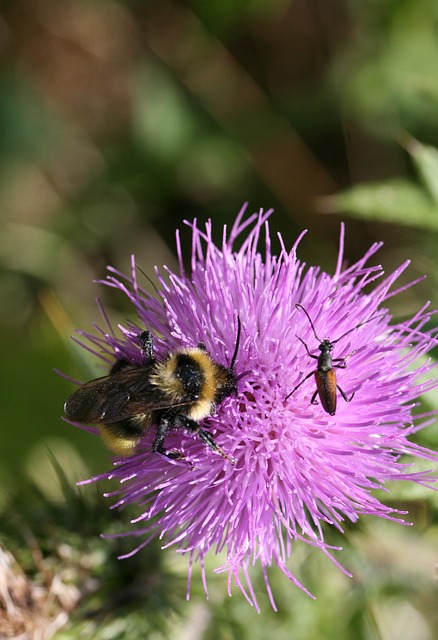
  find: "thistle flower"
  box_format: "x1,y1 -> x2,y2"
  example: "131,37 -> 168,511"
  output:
70,205 -> 438,611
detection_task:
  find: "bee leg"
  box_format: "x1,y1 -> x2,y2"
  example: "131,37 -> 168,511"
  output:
151,414 -> 185,461
151,414 -> 172,455
110,331 -> 154,375
177,415 -> 235,463
138,330 -> 155,363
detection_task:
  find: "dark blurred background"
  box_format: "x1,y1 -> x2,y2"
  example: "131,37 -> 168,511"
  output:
1,1 -> 438,637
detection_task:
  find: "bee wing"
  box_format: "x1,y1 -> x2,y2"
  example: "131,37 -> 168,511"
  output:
64,366 -> 188,424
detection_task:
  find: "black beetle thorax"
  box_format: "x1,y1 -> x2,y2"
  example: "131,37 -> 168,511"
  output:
318,342 -> 334,372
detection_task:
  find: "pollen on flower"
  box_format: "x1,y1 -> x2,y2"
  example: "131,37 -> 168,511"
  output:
68,204 -> 438,611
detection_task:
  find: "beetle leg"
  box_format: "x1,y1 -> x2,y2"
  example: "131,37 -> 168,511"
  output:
338,385 -> 354,403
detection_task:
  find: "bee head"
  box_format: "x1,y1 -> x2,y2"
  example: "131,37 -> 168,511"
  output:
213,316 -> 241,403
213,365 -> 238,404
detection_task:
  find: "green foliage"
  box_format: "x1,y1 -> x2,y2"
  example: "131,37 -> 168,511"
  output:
341,0 -> 438,136
324,139 -> 438,230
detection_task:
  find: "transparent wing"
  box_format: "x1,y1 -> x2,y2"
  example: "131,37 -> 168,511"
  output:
64,366 -> 189,424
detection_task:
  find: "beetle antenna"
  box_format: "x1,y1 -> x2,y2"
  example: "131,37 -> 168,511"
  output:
230,315 -> 241,371
332,313 -> 384,345
296,303 -> 322,343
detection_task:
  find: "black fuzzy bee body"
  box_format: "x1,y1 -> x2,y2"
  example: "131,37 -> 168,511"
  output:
65,322 -> 241,462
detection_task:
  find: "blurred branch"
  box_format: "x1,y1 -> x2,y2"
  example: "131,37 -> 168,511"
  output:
143,0 -> 338,214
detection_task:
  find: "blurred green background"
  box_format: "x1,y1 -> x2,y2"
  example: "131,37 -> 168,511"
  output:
1,0 -> 438,638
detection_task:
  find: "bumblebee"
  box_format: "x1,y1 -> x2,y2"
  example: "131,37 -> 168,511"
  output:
64,319 -> 241,462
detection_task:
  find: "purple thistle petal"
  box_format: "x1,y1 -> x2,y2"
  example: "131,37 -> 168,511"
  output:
67,205 -> 438,609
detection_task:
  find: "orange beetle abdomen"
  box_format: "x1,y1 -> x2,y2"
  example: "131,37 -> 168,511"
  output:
315,369 -> 337,415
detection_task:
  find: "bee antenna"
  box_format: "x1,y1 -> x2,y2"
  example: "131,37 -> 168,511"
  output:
230,315 -> 241,371
135,263 -> 160,296
296,303 -> 322,343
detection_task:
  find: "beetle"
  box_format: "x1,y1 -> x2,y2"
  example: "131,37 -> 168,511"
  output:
285,303 -> 379,415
